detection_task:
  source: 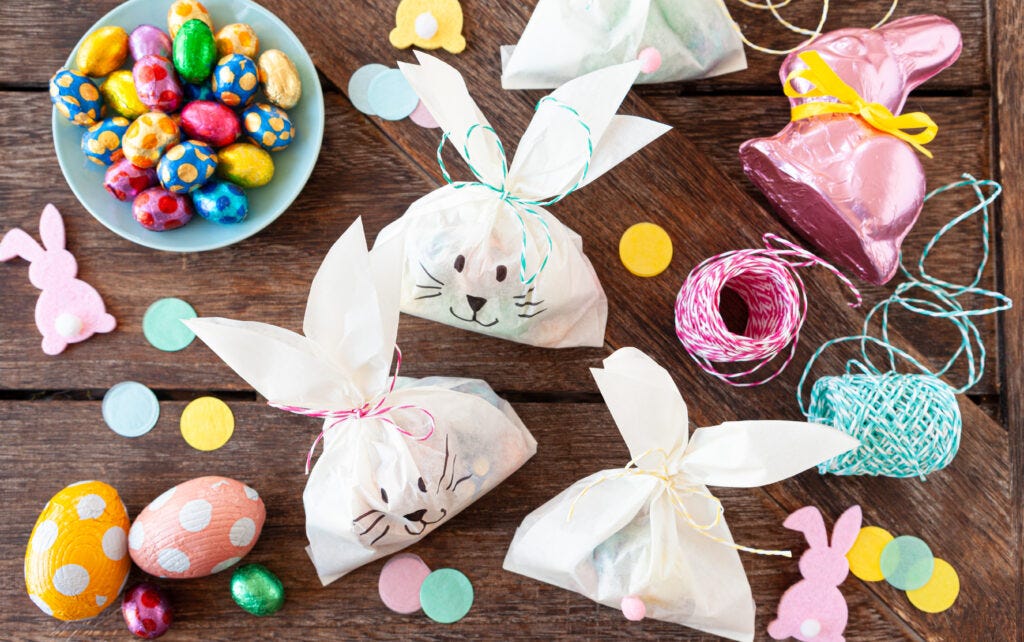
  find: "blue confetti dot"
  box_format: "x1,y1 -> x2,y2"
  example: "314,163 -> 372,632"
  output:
102,381 -> 160,438
366,69 -> 418,121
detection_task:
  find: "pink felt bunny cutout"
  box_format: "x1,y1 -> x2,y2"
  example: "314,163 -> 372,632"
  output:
768,505 -> 862,642
740,16 -> 962,285
0,204 -> 115,355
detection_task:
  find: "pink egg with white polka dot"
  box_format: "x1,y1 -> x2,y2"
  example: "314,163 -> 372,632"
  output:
128,476 -> 265,579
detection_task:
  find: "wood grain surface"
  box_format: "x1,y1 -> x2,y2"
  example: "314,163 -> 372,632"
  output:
0,1 -> 1016,641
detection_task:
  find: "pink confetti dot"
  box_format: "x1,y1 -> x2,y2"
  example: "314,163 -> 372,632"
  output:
638,47 -> 662,74
409,100 -> 439,129
621,595 -> 646,621
379,553 -> 432,613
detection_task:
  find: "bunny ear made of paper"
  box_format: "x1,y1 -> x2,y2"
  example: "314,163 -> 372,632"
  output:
507,62 -> 670,201
591,348 -> 688,468
678,420 -> 860,488
399,53 -> 505,187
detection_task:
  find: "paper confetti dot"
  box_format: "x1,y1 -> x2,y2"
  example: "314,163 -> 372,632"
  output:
409,100 -> 439,128
180,396 -> 234,451
348,64 -> 389,115
847,526 -> 894,582
420,568 -> 473,624
880,535 -> 935,590
143,298 -> 197,352
379,553 -> 432,614
619,222 -> 673,277
367,69 -> 419,121
906,558 -> 960,613
102,381 -> 160,438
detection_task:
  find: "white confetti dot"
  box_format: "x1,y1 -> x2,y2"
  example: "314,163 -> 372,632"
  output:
32,520 -> 59,553
53,564 -> 90,596
102,526 -> 127,561
76,494 -> 106,520
178,499 -> 212,532
149,487 -> 176,511
128,522 -> 145,550
229,517 -> 256,547
211,556 -> 241,574
157,548 -> 190,574
95,595 -> 107,606
29,593 -> 53,616
243,485 -> 259,501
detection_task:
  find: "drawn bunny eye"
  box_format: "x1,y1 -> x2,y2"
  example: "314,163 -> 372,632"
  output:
380,488 -> 389,504
417,477 -> 427,492
495,265 -> 507,282
454,255 -> 465,272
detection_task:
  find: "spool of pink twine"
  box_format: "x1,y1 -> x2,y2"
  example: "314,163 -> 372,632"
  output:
674,234 -> 861,386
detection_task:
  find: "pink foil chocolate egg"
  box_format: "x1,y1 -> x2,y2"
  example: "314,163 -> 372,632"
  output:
132,187 -> 193,231
105,158 -> 158,201
128,476 -> 265,579
738,15 -> 962,285
133,54 -> 182,113
122,583 -> 172,639
129,25 -> 173,61
180,100 -> 241,147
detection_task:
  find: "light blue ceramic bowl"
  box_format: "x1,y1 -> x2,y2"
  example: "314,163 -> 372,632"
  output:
53,0 -> 324,252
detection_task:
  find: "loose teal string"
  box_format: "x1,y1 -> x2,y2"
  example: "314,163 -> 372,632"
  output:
434,97 -> 594,285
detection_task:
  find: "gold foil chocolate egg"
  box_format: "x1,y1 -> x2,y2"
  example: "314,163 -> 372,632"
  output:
122,112 -> 180,169
167,0 -> 213,39
215,23 -> 259,59
257,49 -> 301,110
100,70 -> 147,119
75,26 -> 130,77
216,143 -> 274,188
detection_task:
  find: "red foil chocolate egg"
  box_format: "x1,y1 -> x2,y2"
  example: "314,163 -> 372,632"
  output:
180,100 -> 241,147
105,158 -> 159,201
132,187 -> 193,231
122,582 -> 172,639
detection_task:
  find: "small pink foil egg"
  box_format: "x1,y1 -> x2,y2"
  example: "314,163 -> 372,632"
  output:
105,158 -> 158,201
180,100 -> 241,148
637,47 -> 662,74
132,187 -> 193,231
133,54 -> 182,113
122,583 -> 172,639
130,25 -> 173,61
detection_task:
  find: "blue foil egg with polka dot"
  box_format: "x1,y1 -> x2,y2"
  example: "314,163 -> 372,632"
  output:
242,103 -> 294,152
81,116 -> 131,166
183,80 -> 216,102
192,178 -> 248,224
157,140 -> 218,194
50,68 -> 103,126
211,54 -> 258,108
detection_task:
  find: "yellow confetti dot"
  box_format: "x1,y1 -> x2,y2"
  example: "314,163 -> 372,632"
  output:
180,397 -> 234,451
847,526 -> 894,582
619,222 -> 672,277
906,558 -> 959,613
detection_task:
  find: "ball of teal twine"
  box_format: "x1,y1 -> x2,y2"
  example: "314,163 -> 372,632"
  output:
798,175 -> 1011,480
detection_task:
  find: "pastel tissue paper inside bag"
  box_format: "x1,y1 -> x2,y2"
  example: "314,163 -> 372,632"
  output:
500,0 -> 747,89
503,348 -> 859,641
377,52 -> 670,348
186,219 -> 537,585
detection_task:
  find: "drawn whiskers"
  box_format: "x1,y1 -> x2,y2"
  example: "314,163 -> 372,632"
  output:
513,287 -> 547,318
415,263 -> 445,300
353,508 -> 390,545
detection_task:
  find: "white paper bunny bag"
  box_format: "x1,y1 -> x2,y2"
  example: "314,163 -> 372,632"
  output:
378,53 -> 670,348
504,348 -> 858,641
186,219 -> 537,585
501,0 -> 747,89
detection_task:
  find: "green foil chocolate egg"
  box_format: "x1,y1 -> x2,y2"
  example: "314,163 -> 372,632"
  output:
173,19 -> 216,83
230,564 -> 284,616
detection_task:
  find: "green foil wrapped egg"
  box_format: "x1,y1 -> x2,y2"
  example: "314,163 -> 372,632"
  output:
230,564 -> 284,616
172,19 -> 216,83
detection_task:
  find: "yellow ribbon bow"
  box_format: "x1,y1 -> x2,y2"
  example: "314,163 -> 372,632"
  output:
785,50 -> 938,158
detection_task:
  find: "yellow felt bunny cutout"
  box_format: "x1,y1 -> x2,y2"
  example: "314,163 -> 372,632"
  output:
389,0 -> 466,53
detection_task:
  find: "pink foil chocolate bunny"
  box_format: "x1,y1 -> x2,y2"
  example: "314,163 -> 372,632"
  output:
740,16 -> 962,284
0,204 -> 116,355
768,505 -> 862,642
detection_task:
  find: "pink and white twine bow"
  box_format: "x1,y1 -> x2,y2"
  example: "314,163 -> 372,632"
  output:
268,348 -> 436,473
675,234 -> 861,387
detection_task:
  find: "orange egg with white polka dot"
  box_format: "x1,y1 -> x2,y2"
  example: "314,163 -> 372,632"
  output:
129,476 -> 265,579
24,481 -> 131,621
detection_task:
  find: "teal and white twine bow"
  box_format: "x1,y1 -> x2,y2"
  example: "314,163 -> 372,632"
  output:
435,96 -> 594,286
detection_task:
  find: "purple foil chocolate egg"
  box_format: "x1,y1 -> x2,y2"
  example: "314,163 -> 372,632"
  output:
129,25 -> 173,61
132,187 -> 193,231
738,15 -> 962,285
180,100 -> 241,147
133,54 -> 182,113
122,582 -> 172,639
105,157 -> 159,201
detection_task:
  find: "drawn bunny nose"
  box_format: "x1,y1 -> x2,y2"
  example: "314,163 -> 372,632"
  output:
404,509 -> 427,522
466,295 -> 487,313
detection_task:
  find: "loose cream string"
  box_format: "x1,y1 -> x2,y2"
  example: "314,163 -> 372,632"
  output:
716,0 -> 901,56
567,448 -> 792,557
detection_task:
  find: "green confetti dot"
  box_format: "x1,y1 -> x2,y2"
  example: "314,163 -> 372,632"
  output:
880,535 -> 935,590
420,568 -> 473,624
143,298 -> 197,352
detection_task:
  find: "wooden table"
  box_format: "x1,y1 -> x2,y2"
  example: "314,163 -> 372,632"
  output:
1,1 -> 1019,640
